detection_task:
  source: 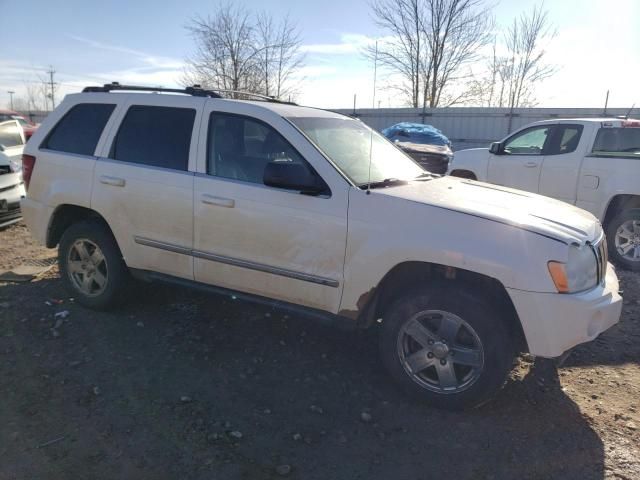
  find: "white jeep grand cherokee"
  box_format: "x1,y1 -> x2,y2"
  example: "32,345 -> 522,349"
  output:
21,84 -> 622,409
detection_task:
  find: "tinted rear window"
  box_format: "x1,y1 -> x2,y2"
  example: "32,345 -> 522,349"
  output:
592,127 -> 640,157
111,105 -> 195,171
43,103 -> 115,155
0,121 -> 24,148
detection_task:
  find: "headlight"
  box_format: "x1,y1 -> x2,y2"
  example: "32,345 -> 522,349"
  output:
548,244 -> 597,293
9,160 -> 22,173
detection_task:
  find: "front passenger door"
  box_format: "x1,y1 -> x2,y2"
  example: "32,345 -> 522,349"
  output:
487,125 -> 554,193
193,108 -> 349,313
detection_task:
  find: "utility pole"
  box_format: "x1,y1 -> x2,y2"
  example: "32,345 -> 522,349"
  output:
7,91 -> 15,110
47,66 -> 57,111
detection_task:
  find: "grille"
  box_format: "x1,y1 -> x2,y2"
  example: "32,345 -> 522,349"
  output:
591,235 -> 608,286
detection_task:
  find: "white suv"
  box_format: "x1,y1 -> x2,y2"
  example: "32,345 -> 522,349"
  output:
21,84 -> 623,409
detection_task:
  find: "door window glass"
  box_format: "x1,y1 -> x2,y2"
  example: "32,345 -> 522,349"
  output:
111,105 -> 195,171
546,125 -> 583,155
503,126 -> 551,155
207,113 -> 314,185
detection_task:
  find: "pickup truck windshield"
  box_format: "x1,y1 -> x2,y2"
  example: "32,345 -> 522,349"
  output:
289,117 -> 424,186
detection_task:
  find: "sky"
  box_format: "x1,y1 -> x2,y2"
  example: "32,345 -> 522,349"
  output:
1,0 -> 639,110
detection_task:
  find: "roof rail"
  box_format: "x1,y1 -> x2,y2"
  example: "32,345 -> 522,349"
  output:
82,82 -> 223,98
207,89 -> 297,105
81,82 -> 297,105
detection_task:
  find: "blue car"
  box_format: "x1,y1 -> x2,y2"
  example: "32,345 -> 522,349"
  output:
383,122 -> 453,174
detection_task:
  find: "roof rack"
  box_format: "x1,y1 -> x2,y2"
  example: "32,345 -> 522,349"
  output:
207,89 -> 297,105
81,82 -> 297,105
82,82 -> 222,98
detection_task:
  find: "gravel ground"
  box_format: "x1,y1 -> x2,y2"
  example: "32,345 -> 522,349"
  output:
1,221 -> 638,480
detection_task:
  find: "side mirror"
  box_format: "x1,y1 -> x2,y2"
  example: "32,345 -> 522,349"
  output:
263,161 -> 326,195
397,130 -> 410,138
489,142 -> 503,155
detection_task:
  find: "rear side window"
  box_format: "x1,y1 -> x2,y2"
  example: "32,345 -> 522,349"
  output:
0,121 -> 24,148
592,128 -> 640,157
43,103 -> 115,155
111,106 -> 195,171
546,125 -> 583,155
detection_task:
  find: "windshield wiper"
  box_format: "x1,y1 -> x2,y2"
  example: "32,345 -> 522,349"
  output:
360,177 -> 408,189
414,172 -> 440,179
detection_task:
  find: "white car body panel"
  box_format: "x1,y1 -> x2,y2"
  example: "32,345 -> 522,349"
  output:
21,95 -> 623,360
192,100 -> 349,313
0,120 -> 26,226
447,118 -> 640,222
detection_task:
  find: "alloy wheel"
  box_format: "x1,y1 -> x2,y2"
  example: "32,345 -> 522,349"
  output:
67,238 -> 108,296
397,310 -> 484,394
615,220 -> 640,262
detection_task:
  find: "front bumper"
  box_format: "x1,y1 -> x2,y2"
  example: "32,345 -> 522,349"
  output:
507,263 -> 622,358
0,181 -> 26,228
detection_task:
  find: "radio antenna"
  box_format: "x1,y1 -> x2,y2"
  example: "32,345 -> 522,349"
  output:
624,103 -> 635,119
366,40 -> 378,195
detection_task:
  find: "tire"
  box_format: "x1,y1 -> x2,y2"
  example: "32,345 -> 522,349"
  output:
606,208 -> 640,271
58,220 -> 130,310
450,170 -> 476,180
379,284 -> 515,410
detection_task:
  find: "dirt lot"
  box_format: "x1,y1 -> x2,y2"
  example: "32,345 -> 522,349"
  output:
1,221 -> 638,480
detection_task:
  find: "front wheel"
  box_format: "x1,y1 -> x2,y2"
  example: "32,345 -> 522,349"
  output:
379,285 -> 515,410
606,208 -> 640,271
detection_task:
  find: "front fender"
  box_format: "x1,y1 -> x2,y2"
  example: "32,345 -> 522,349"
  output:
340,188 -> 565,318
448,148 -> 490,181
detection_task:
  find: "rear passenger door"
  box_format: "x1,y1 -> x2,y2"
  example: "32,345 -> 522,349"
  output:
92,95 -> 203,280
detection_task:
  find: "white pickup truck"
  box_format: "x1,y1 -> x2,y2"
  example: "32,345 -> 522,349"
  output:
448,118 -> 640,270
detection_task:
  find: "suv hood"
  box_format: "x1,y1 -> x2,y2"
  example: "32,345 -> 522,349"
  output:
378,176 -> 600,245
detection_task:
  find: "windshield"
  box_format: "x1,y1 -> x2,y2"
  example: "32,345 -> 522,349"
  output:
289,116 -> 424,186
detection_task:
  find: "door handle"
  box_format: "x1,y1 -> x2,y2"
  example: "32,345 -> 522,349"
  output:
524,162 -> 538,168
201,194 -> 235,208
99,175 -> 126,187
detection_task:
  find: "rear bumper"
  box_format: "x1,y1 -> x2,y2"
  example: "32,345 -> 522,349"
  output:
507,263 -> 622,358
20,197 -> 52,245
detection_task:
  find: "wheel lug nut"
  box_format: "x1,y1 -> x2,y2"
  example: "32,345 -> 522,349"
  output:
427,352 -> 434,358
440,359 -> 447,365
428,339 -> 434,345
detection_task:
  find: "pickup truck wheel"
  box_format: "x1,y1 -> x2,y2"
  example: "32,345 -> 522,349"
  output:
59,220 -> 129,310
379,285 -> 514,410
607,209 -> 640,271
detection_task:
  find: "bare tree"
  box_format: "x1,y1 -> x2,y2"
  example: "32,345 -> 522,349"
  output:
502,4 -> 556,108
367,0 -> 492,107
256,13 -> 304,99
184,4 -> 262,96
367,0 -> 424,107
471,4 -> 555,108
422,0 -> 493,107
184,4 -> 304,99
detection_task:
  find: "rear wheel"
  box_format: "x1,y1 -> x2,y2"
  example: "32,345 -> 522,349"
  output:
379,284 -> 515,410
606,208 -> 640,271
59,220 -> 129,310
